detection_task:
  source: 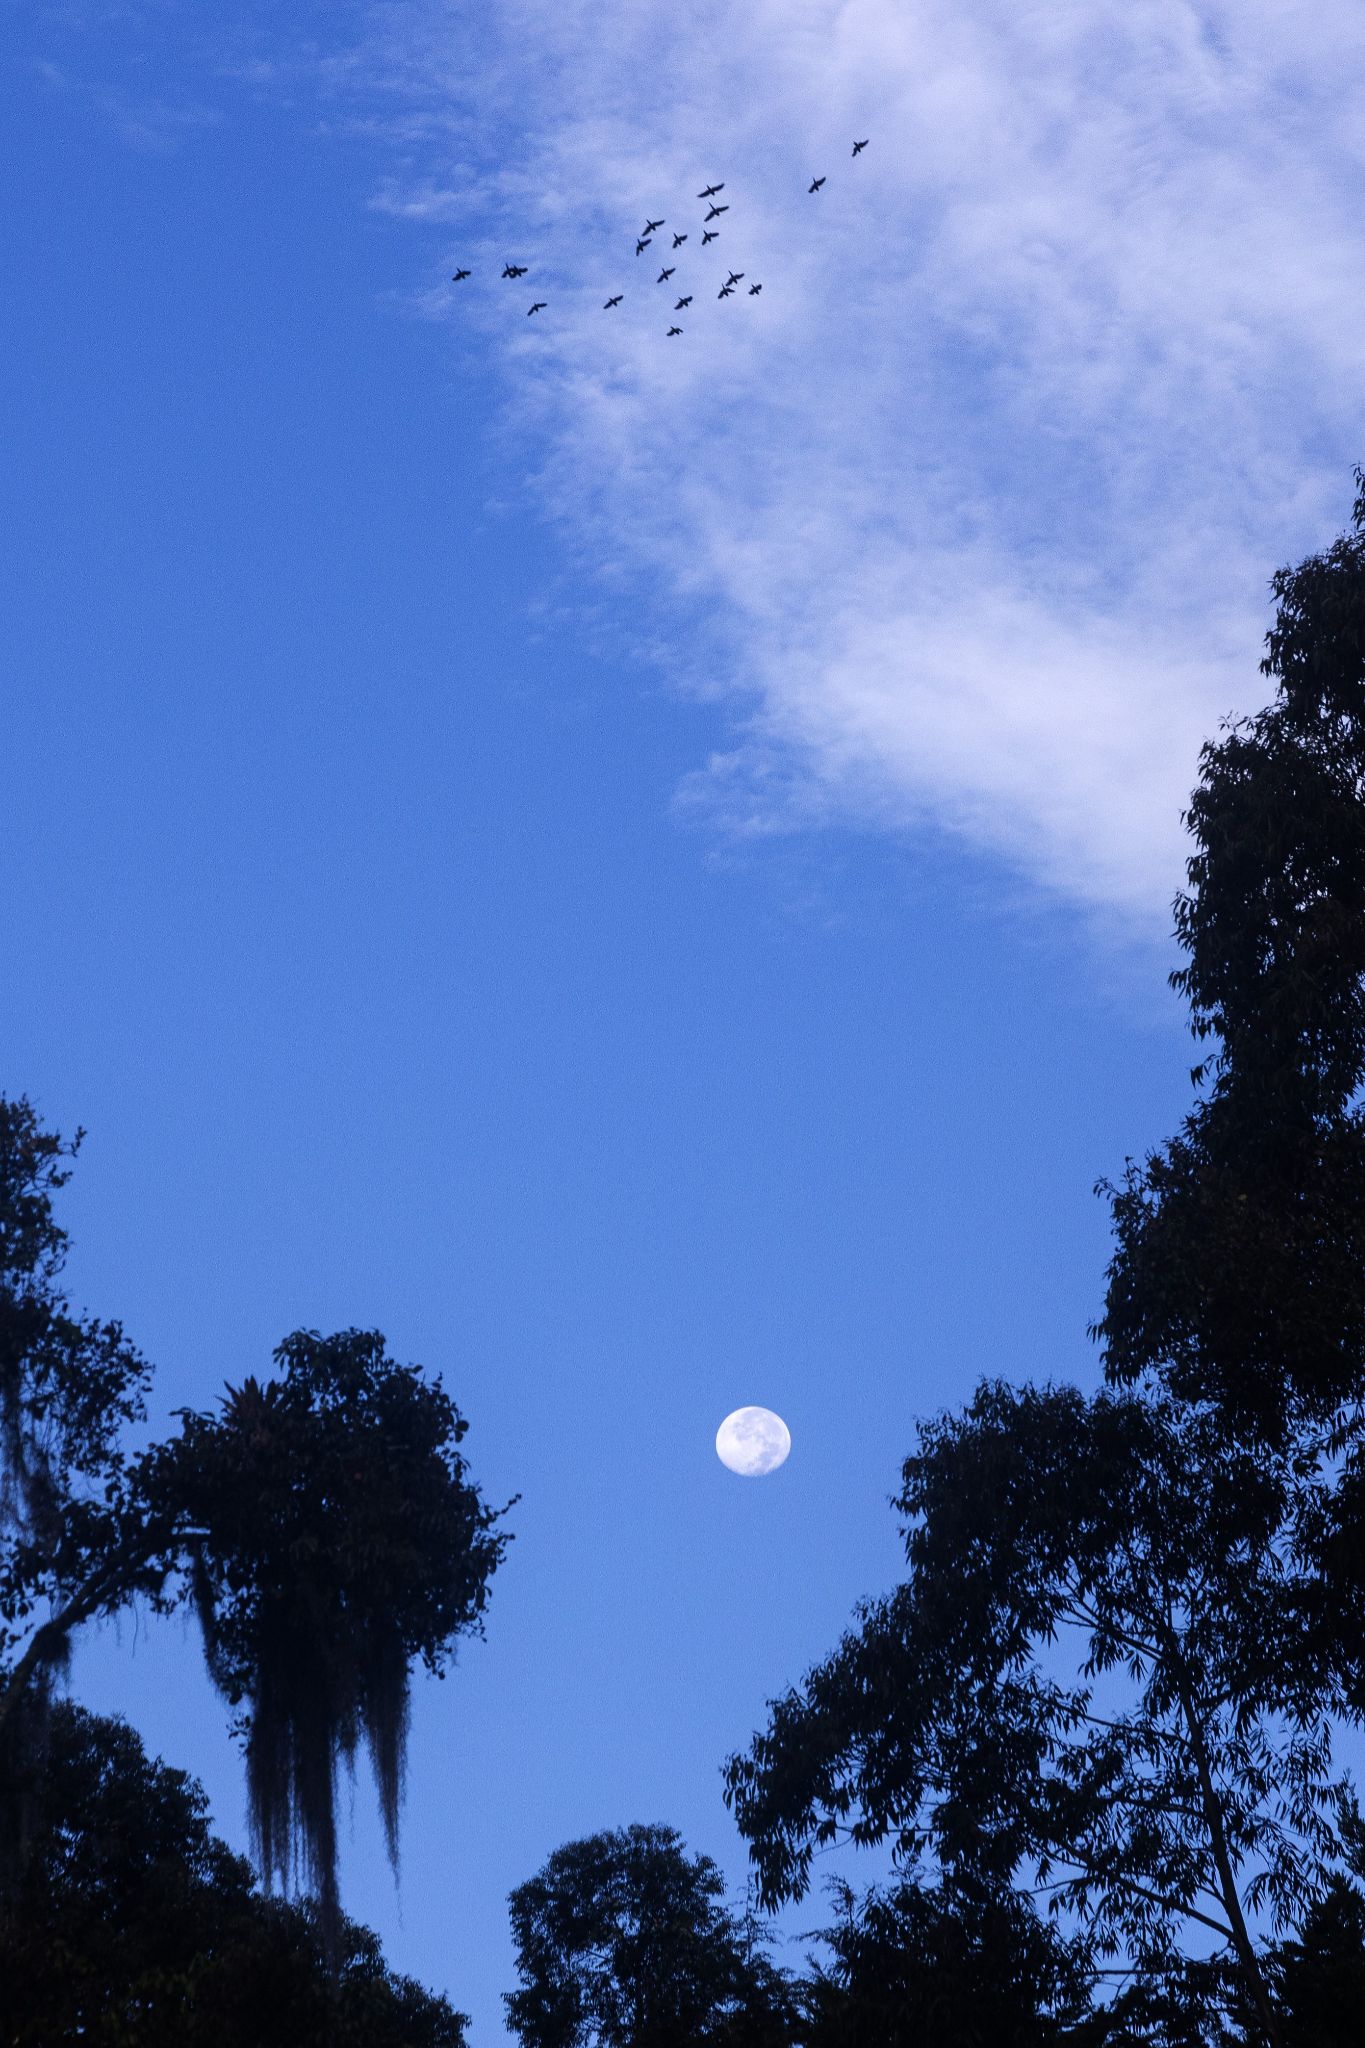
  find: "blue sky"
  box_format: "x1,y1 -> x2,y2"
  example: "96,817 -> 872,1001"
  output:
4,3 -> 1363,2039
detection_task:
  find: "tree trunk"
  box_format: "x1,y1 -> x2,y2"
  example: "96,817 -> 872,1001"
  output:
1164,1632 -> 1283,2048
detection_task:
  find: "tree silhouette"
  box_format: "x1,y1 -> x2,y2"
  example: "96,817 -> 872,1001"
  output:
505,1823 -> 796,2048
1270,1877 -> 1365,2047
0,1697 -> 468,2045
797,1876 -> 1093,2046
724,1383 -> 1341,2044
1097,467 -> 1365,1442
0,1096 -> 511,1949
725,474 -> 1365,2047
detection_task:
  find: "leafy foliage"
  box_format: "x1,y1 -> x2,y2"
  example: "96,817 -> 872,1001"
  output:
723,473 -> 1365,2046
0,1098 -> 149,1517
505,1823 -> 797,2048
724,1381 -> 1343,2041
0,1096 -> 152,1882
796,1876 -> 1093,2047
0,1697 -> 468,2046
139,1327 -> 511,1944
1097,468 -> 1365,1436
0,1095 -> 510,1953
1268,1877 -> 1365,2047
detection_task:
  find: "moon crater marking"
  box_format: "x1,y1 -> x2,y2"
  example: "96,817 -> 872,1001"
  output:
716,1406 -> 791,1477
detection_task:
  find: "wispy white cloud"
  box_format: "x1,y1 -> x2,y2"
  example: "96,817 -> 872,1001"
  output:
336,0 -> 1365,926
34,47 -> 224,154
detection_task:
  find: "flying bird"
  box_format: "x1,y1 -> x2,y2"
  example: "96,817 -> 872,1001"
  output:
675,295 -> 692,308
667,325 -> 683,336
725,270 -> 744,286
718,284 -> 735,298
451,268 -> 471,281
643,217 -> 665,234
808,177 -> 826,193
748,282 -> 762,295
603,294 -> 623,308
636,237 -> 653,255
672,232 -> 687,248
527,301 -> 547,315
502,262 -> 528,278
852,139 -> 869,155
704,203 -> 729,221
702,229 -> 719,244
657,266 -> 675,282
698,182 -> 724,198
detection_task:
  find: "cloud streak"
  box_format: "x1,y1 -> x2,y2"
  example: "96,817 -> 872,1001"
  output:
342,0 -> 1365,926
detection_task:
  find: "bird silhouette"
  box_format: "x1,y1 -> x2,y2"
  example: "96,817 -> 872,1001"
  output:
672,232 -> 687,249
657,266 -> 676,282
698,182 -> 724,198
725,270 -> 744,286
603,294 -> 623,308
808,177 -> 826,193
636,237 -> 653,256
644,217 -> 665,234
667,325 -> 683,336
702,229 -> 719,244
675,295 -> 692,309
748,282 -> 762,295
451,268 -> 471,281
527,302 -> 546,315
852,139 -> 869,155
502,262 -> 528,278
718,284 -> 735,298
704,203 -> 729,221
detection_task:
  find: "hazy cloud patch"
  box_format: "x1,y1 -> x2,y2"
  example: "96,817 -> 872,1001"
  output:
341,0 -> 1365,927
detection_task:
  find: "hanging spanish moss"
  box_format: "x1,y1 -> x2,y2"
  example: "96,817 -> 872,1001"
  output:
2,1104 -> 507,1958
156,1328 -> 510,1959
232,1573 -> 411,1950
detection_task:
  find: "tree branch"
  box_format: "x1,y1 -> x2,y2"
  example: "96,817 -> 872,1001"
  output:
0,1523 -> 172,1739
1156,1616 -> 1283,2048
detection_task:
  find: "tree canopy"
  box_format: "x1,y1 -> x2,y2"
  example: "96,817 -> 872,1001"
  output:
0,1697 -> 468,2047
796,1876 -> 1093,2047
723,471 -> 1365,2048
0,1094 -> 511,1951
1097,467 -> 1365,1439
724,1381 -> 1343,2043
505,1823 -> 797,2048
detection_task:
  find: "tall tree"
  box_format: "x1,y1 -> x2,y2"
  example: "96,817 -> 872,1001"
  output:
724,1382 -> 1344,2044
723,474 -> 1365,2045
0,1697 -> 468,2046
505,1823 -> 797,2048
0,1095 -> 511,1944
1094,469 -> 1365,1737
1097,466 -> 1365,1442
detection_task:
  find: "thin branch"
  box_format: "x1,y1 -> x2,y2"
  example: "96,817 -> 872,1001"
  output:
0,1523 -> 170,1738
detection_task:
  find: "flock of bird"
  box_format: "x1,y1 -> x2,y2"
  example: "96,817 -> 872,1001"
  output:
449,140 -> 869,336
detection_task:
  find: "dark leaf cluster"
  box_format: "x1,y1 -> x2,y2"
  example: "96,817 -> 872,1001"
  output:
797,1875 -> 1093,2046
0,1698 -> 468,2046
0,1094 -> 511,1981
1098,468 -> 1365,1434
137,1327 -> 513,1941
505,1823 -> 797,2048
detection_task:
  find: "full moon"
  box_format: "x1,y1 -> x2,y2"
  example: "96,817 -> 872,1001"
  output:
716,1406 -> 791,1477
